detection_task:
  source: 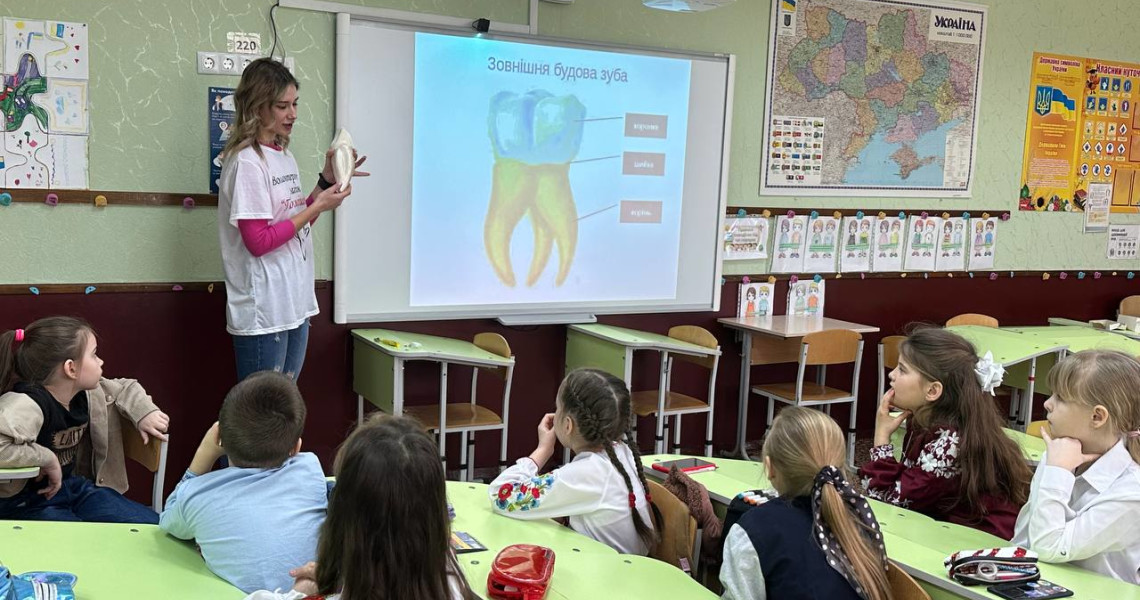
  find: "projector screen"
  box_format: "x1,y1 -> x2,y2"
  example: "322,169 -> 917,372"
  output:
334,16 -> 734,323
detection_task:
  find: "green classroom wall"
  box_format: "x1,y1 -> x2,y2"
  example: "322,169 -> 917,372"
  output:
2,0 -> 1138,284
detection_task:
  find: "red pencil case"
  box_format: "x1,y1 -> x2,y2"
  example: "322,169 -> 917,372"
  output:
487,544 -> 556,600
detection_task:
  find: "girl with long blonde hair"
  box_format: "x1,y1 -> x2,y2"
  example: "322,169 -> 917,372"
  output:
720,407 -> 892,600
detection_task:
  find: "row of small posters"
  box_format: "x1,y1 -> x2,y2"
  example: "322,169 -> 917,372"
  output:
723,214 -> 1000,273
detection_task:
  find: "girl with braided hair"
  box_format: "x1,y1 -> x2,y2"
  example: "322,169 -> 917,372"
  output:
489,368 -> 657,555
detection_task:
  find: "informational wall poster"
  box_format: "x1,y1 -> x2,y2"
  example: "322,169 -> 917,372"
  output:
1019,52 -> 1140,214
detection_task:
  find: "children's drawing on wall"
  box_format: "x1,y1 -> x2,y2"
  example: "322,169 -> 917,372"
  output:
1,18 -> 90,189
737,282 -> 775,318
935,216 -> 967,271
771,214 -> 808,273
803,216 -> 839,272
967,217 -> 999,270
904,216 -> 939,271
839,215 -> 874,272
871,216 -> 905,272
786,279 -> 825,317
723,216 -> 770,260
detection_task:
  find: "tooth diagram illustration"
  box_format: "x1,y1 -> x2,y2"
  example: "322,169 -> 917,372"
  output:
486,90 -> 586,287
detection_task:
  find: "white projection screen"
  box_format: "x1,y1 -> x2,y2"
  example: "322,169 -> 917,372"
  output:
333,15 -> 734,323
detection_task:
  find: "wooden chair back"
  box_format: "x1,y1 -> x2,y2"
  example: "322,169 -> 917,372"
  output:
888,561 -> 932,600
1120,295 -> 1140,318
646,480 -> 697,570
668,325 -> 719,369
120,414 -> 161,472
880,335 -> 906,370
802,329 -> 862,366
946,313 -> 999,328
474,332 -> 513,380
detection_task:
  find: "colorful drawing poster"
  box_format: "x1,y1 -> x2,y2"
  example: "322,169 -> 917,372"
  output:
1019,53 -> 1140,213
935,216 -> 967,271
209,86 -> 236,194
738,282 -> 776,318
1,17 -> 90,189
871,216 -> 906,272
723,216 -> 770,260
786,279 -> 825,317
967,217 -> 998,270
904,216 -> 940,271
803,215 -> 839,273
770,214 -> 808,273
839,215 -> 873,272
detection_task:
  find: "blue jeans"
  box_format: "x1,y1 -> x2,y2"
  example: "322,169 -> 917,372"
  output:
232,319 -> 310,381
0,476 -> 158,523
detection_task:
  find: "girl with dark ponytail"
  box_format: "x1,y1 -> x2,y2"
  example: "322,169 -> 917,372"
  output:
489,368 -> 657,555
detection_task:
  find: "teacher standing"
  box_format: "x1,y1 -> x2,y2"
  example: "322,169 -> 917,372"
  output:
217,58 -> 365,381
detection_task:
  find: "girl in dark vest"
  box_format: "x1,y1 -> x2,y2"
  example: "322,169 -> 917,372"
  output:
720,407 -> 892,600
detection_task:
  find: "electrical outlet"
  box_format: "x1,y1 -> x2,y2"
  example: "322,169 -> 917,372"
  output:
239,55 -> 255,72
197,51 -> 219,74
219,53 -> 242,75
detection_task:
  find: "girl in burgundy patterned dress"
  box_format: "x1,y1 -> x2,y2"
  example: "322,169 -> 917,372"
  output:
858,327 -> 1031,539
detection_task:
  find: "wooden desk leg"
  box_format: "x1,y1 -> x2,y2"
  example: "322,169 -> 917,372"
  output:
734,331 -> 752,459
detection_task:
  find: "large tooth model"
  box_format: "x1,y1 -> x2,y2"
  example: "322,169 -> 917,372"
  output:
485,90 -> 586,287
331,128 -> 355,192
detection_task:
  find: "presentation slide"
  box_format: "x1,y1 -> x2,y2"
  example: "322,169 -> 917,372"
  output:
409,33 -> 692,307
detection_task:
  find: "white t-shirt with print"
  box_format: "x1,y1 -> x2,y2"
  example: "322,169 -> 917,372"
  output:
218,144 -> 318,335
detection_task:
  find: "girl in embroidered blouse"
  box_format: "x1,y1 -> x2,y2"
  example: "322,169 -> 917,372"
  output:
1011,351 -> 1140,584
721,407 -> 892,600
858,327 -> 1031,539
488,368 -> 657,555
244,415 -> 479,600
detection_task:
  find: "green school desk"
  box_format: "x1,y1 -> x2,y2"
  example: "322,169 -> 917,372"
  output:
1004,325 -> 1140,396
716,315 -> 880,458
564,324 -> 721,454
446,481 -> 714,599
0,466 -> 38,483
351,328 -> 515,423
946,325 -> 1065,431
1048,316 -> 1140,341
640,456 -> 1138,600
0,521 -> 243,599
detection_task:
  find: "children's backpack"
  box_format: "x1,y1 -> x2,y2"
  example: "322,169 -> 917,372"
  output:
486,544 -> 555,600
0,567 -> 77,600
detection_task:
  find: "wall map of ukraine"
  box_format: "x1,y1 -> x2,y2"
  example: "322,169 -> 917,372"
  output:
766,0 -> 982,191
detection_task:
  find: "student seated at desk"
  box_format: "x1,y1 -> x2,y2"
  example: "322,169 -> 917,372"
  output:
720,407 -> 891,600
160,371 -> 327,593
1012,351 -> 1140,584
243,415 -> 479,600
489,368 -> 657,555
859,327 -> 1031,539
0,317 -> 169,523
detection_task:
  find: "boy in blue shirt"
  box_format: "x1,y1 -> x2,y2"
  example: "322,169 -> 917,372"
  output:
159,371 -> 327,593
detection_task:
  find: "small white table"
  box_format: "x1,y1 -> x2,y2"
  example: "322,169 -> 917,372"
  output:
717,316 -> 880,458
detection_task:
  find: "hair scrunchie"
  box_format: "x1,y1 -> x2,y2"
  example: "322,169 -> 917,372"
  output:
13,329 -> 24,343
974,351 -> 1005,394
811,465 -> 889,600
